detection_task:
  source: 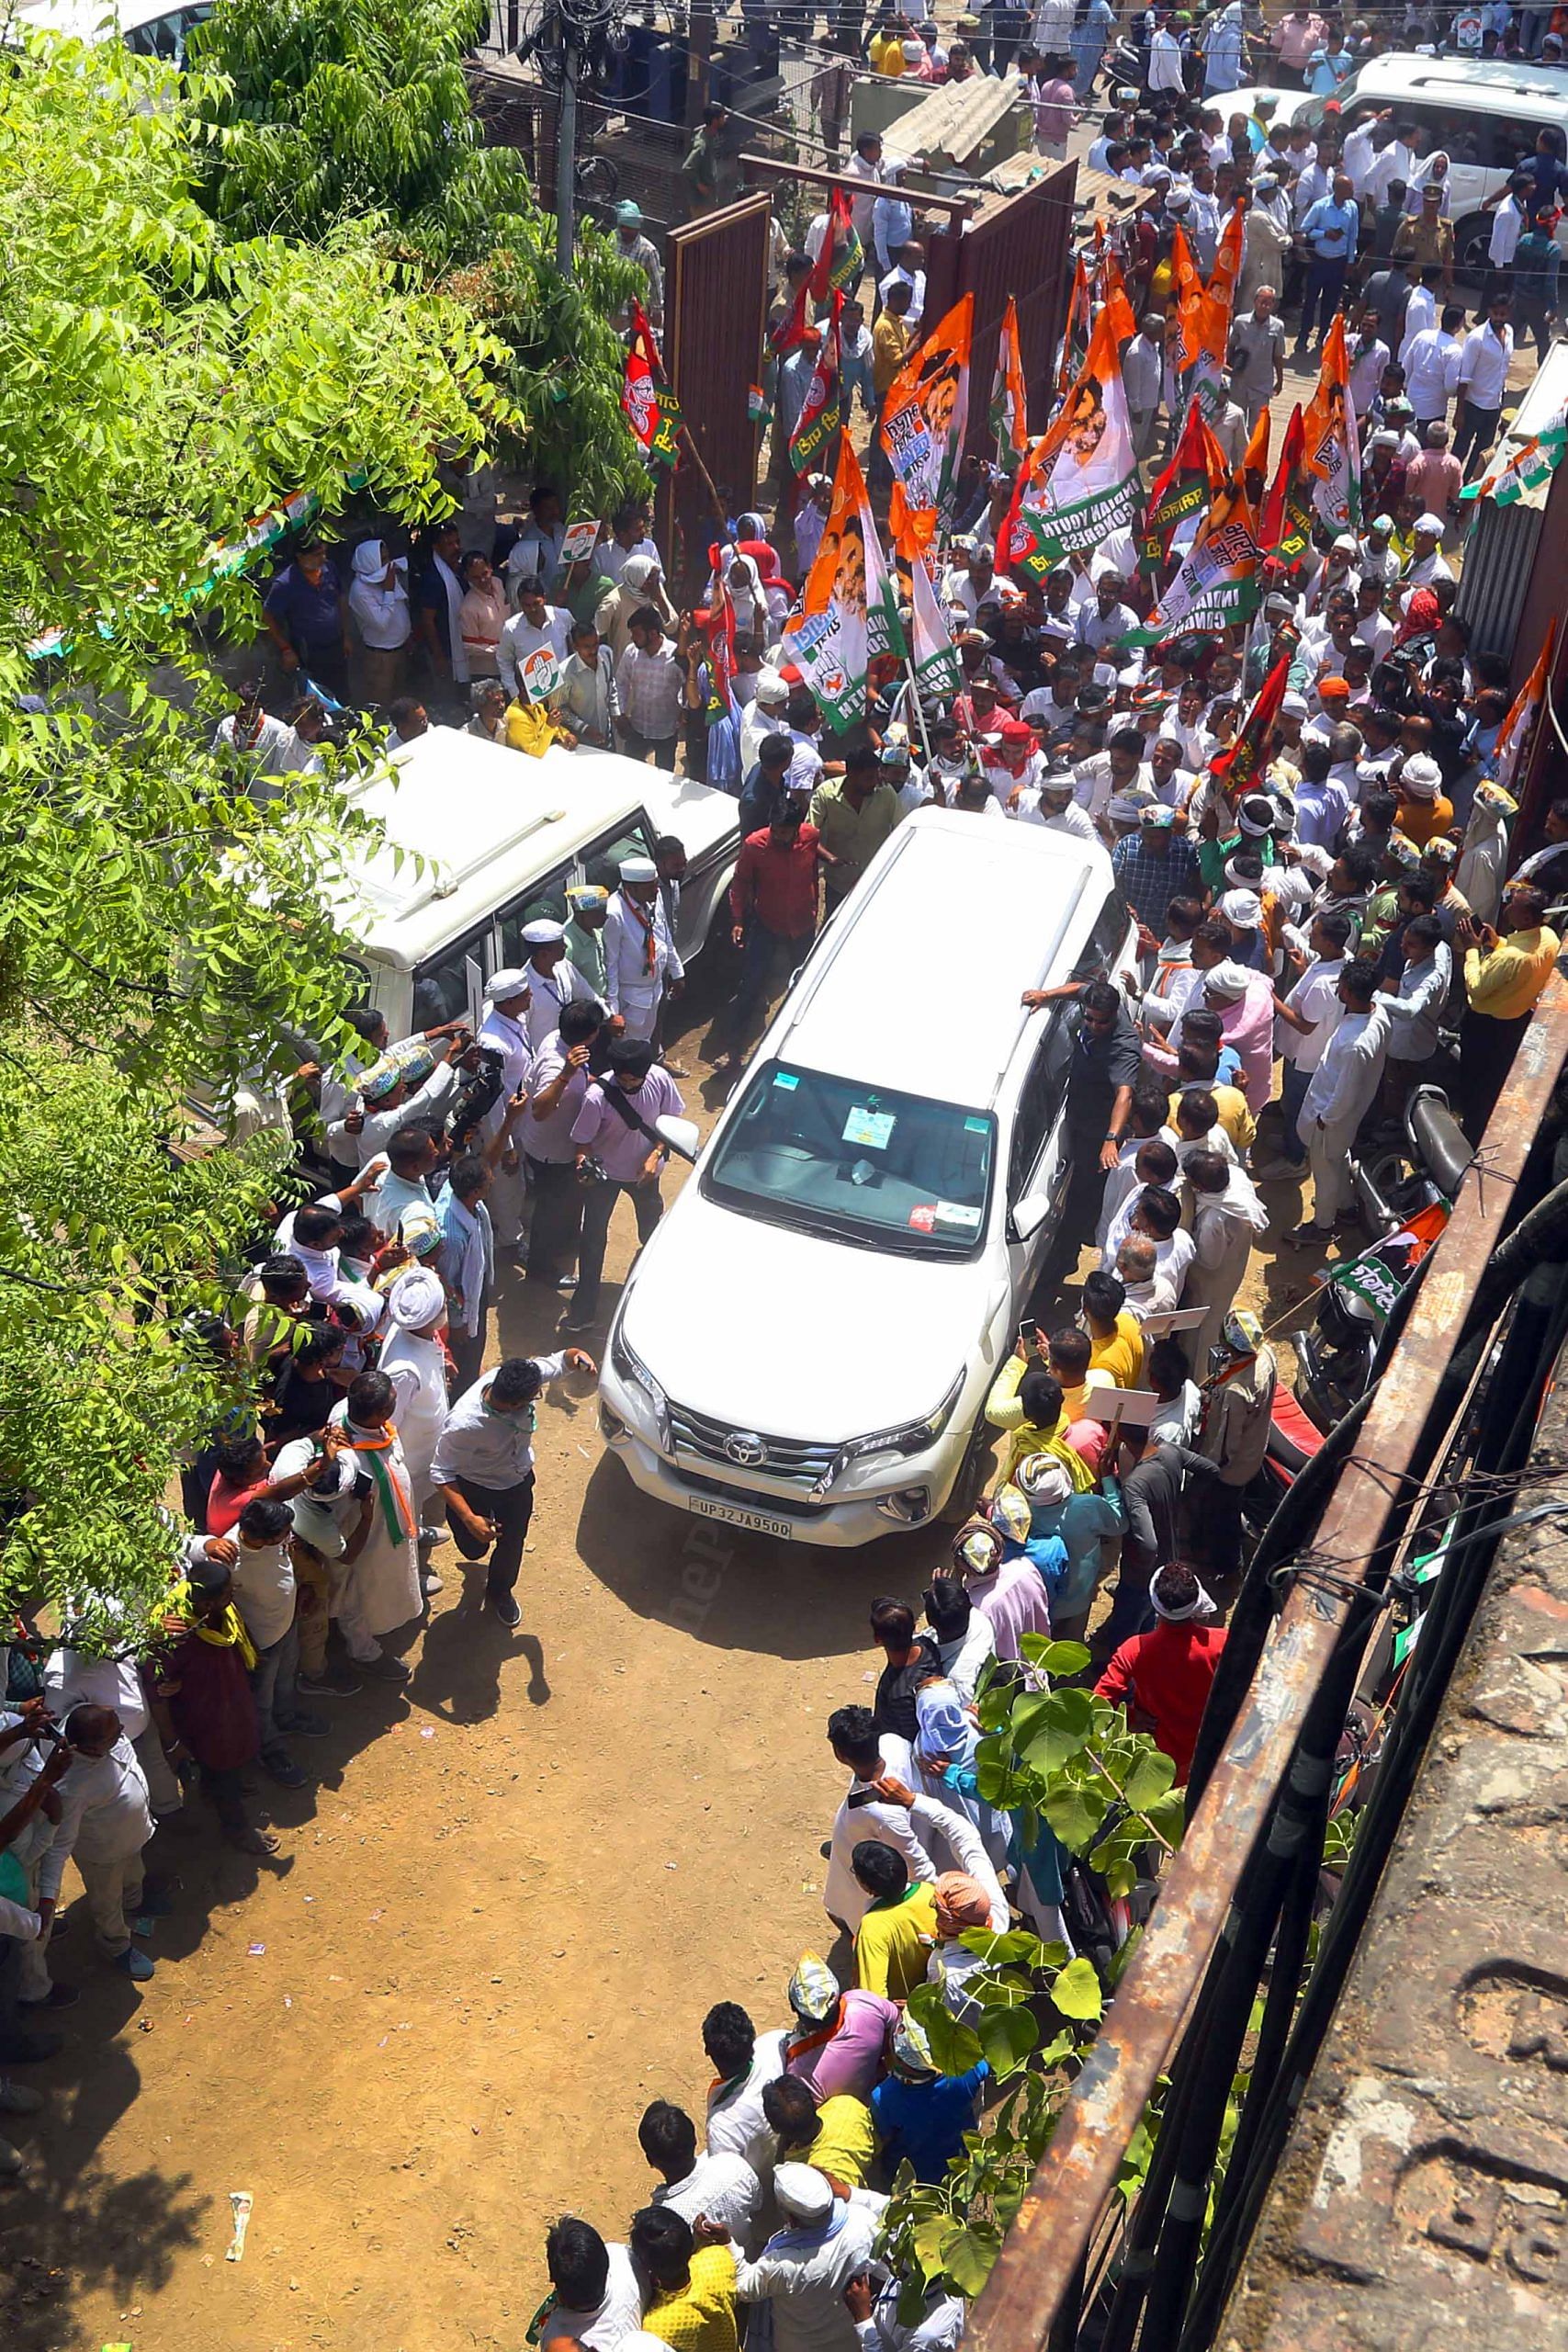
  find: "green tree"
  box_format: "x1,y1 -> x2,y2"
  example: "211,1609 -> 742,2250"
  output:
0,26 -> 504,1629
188,0 -> 649,509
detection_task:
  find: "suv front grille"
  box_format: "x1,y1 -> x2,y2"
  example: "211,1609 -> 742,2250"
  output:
666,1398 -> 839,1493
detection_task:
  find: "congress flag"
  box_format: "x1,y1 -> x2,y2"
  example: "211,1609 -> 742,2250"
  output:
881,293 -> 974,556
784,435 -> 904,734
1211,646 -> 1293,797
1303,313 -> 1361,530
1126,481 -> 1261,646
989,295 -> 1028,468
909,550 -> 961,697
1495,621 -> 1557,787
1259,401 -> 1313,570
998,303 -> 1141,581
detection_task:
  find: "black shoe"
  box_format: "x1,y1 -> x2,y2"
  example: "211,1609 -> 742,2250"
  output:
489,1593 -> 522,1629
559,1310 -> 597,1334
17,1981 -> 78,2009
261,1747 -> 307,1787
0,2030 -> 64,2064
299,1666 -> 363,1697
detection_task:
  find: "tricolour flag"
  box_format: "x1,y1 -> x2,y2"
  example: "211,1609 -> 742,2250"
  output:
989,295 -> 1028,468
1212,646 -> 1292,798
909,551 -> 961,697
1459,401 -> 1568,506
882,292 -> 974,557
1303,312 -> 1360,529
1495,620 -> 1557,787
998,302 -> 1141,582
784,435 -> 904,734
1126,481 -> 1260,647
808,186 -> 863,303
1138,398 -> 1227,580
789,294 -> 842,478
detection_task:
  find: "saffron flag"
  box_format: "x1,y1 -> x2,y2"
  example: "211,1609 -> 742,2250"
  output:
1495,621 -> 1557,787
1138,399 -> 1227,579
700,561 -> 743,790
1240,401 -> 1270,503
999,303 -> 1141,581
1126,481 -> 1260,646
784,435 -> 904,734
789,294 -> 842,477
881,292 -> 974,556
989,295 -> 1028,467
808,186 -> 863,303
909,550 -> 961,696
1259,401 -> 1314,570
1211,646 -> 1292,798
1057,254 -> 1091,400
1303,313 -> 1361,529
1100,251 -> 1138,348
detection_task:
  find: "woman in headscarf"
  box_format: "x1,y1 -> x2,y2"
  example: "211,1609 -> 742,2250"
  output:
1404,151 -> 1450,214
1395,584 -> 1441,649
348,540 -> 411,708
736,539 -> 795,628
593,550 -> 678,666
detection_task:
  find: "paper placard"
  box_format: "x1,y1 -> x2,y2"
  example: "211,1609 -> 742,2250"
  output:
517,644 -> 561,705
1135,1305 -> 1211,1335
1084,1385 -> 1165,1429
560,519 -> 602,563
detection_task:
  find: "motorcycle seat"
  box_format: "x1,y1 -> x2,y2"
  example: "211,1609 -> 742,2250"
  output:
1408,1087 -> 1474,1201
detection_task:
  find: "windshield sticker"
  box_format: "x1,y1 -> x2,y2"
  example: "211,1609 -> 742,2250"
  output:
843,1106 -> 896,1150
908,1204 -> 938,1232
773,1071 -> 800,1090
934,1201 -> 982,1228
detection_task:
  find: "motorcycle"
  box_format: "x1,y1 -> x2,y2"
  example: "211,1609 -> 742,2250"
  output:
1292,1084 -> 1472,1434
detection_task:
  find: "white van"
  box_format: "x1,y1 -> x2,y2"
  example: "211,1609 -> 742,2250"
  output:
597,808 -> 1136,1547
1232,55 -> 1568,273
321,727 -> 740,1039
11,0 -> 212,62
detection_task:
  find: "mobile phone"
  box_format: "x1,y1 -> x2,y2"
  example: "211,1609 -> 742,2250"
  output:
1019,1316 -> 1038,1348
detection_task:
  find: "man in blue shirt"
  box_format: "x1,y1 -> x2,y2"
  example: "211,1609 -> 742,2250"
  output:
870,2015 -> 989,2184
263,537 -> 349,698
1294,172 -> 1359,358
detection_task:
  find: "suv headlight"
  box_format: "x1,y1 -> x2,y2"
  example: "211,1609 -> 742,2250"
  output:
813,1371 -> 968,1499
609,1317 -> 671,1453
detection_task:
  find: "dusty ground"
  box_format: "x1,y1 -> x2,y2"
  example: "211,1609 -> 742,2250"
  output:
0,957 -> 1328,2352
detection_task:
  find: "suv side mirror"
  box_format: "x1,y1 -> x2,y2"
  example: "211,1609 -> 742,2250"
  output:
655,1114 -> 701,1164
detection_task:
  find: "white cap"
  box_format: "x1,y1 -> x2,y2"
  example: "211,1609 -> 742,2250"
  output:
1219,888 -> 1263,925
1400,754 -> 1443,800
620,855 -> 659,883
1204,959 -> 1252,1001
1415,512 -> 1445,537
754,667 -> 788,701
773,2163 -> 835,2223
386,1269 -> 446,1329
522,918 -> 566,947
485,967 -> 530,1003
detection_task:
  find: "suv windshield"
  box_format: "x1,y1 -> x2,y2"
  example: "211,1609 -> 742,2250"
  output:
705,1061 -> 995,1256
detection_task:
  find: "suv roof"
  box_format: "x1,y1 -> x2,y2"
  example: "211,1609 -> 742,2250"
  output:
1346,56 -> 1568,109
775,808 -> 1115,1108
324,729 -> 661,965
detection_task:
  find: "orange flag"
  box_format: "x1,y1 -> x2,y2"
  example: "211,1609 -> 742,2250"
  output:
1240,401 -> 1270,502
880,293 -> 974,557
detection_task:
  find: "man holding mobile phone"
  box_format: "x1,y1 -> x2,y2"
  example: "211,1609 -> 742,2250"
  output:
432,1350 -> 597,1629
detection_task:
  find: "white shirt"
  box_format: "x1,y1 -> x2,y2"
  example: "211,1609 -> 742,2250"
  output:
497,605 -> 572,700
737,2198 -> 880,2352
603,888 -> 683,1017
327,1058 -> 458,1170
878,264 -> 926,329
1364,141 -> 1415,208
230,1532 -> 297,1650
1488,197 -> 1526,269
1147,26 -> 1185,87
519,955 -> 593,1053
855,2279 -> 965,2352
1401,325 -> 1461,420
43,1641 -> 149,1745
654,2149 -> 763,2239
824,1737 -> 937,1929
33,1735 -> 152,1898
1303,1001 -> 1391,1127
538,2244 -> 644,2352
1280,952 -> 1347,1070
705,2026 -> 791,2172
379,1328 -> 451,1494
431,1359 -> 568,1490
1398,286 -> 1438,362
1459,320 -> 1515,409
933,1613 -> 996,1703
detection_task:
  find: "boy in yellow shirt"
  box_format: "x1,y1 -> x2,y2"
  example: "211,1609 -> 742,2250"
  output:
762,2074 -> 876,2194
850,1843 -> 939,1999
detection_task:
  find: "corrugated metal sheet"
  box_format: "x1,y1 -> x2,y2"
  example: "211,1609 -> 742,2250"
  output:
882,72 -> 1029,165
657,191 -> 773,598
924,160 -> 1077,452
1454,496 -> 1542,662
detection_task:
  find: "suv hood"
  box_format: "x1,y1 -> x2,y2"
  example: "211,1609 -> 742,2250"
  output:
619,1187 -> 1007,1442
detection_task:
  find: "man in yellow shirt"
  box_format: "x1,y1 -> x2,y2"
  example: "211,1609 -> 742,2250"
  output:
762,2073 -> 876,2194
1457,884 -> 1560,1139
872,281 -> 915,399
1082,1269 -> 1145,1389
634,2209 -> 739,2352
984,1351 -> 1096,1490
850,1842 -> 939,1998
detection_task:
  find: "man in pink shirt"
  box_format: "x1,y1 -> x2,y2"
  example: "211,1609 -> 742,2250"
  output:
782,1953 -> 897,2101
1403,424 -> 1463,520
1146,958 -> 1276,1117
953,1502 -> 1055,1659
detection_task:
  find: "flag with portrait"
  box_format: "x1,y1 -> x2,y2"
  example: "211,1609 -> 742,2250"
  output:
1127,482 -> 1261,646
784,435 -> 903,733
998,303 -> 1141,582
881,292 -> 974,555
1303,313 -> 1361,529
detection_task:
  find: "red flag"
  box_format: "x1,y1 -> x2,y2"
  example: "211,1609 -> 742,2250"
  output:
1057,255 -> 1090,399
621,311 -> 660,454
1259,401 -> 1314,571
771,275 -> 814,355
808,187 -> 863,303
1212,649 -> 1292,800
1137,398 -> 1227,579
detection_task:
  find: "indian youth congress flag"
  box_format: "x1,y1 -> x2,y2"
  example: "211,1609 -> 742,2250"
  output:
1127,482 -> 1260,646
786,436 -> 903,734
1000,304 -> 1140,582
1303,312 -> 1361,530
881,292 -> 973,556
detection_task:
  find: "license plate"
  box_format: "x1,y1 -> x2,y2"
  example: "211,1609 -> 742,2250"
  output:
690,1496 -> 793,1539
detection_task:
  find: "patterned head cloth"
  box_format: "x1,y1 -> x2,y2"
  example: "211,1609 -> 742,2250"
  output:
399,1204 -> 442,1259
1384,830 -> 1422,872
1473,780 -> 1518,820
954,1519 -> 1003,1576
891,2012 -> 940,2078
1222,1306 -> 1263,1356
786,1951 -> 840,2025
988,1484 -> 1032,1545
1016,1453 -> 1073,1508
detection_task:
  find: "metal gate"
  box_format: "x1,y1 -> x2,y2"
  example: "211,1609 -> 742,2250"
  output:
922,161 -> 1078,453
656,190 -> 774,599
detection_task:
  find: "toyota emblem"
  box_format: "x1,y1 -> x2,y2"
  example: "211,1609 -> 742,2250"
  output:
724,1431 -> 767,1468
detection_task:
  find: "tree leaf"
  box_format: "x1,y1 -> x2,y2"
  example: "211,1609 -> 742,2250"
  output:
1050,1956 -> 1105,2023
1122,1745 -> 1177,1813
1040,1776 -> 1111,1850
936,2221 -> 1003,2299
976,2004 -> 1040,2078
1016,1687 -> 1097,1776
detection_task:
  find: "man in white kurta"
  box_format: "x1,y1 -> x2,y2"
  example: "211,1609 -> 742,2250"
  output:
737,2164 -> 880,2352
327,1387 -> 422,1677
1184,1154 -> 1270,1373
1294,970 -> 1391,1240
30,1706 -> 154,1973
475,968 -> 531,1250
517,921 -> 599,1052
603,855 -> 683,1043
378,1267 -> 451,1546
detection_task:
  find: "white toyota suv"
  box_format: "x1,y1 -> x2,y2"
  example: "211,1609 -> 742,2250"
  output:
596,807 -> 1134,1546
